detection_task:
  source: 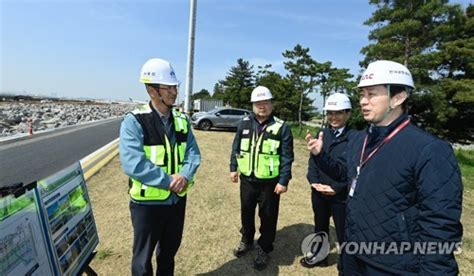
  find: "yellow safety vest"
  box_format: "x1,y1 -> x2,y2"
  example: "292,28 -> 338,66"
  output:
128,104 -> 193,201
236,116 -> 284,179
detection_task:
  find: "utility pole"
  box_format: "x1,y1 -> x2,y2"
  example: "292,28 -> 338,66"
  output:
184,0 -> 197,114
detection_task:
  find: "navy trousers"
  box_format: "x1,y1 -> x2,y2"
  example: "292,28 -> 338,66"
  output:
240,177 -> 280,253
311,189 -> 346,271
311,189 -> 346,244
130,198 -> 186,276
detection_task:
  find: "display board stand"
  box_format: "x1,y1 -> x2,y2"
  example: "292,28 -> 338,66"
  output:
0,161 -> 100,276
78,251 -> 98,276
0,182 -> 56,275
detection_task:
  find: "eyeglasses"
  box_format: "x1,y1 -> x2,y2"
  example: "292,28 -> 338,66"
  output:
253,100 -> 271,106
150,84 -> 178,92
327,111 -> 346,116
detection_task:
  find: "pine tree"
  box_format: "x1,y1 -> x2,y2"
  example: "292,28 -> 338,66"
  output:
282,44 -> 319,132
218,58 -> 255,110
191,89 -> 211,101
256,65 -> 313,121
211,83 -> 225,101
423,4 -> 474,141
361,0 -> 473,141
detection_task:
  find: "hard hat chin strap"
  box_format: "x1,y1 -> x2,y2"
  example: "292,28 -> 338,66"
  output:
386,84 -> 394,112
158,94 -> 174,109
154,84 -> 174,109
376,84 -> 393,124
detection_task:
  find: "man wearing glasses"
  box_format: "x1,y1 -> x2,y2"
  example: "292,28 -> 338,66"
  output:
120,58 -> 201,276
230,86 -> 294,271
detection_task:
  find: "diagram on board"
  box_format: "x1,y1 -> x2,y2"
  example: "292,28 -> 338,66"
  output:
0,219 -> 40,275
0,191 -> 54,276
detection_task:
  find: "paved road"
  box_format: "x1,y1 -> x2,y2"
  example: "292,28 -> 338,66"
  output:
0,118 -> 122,188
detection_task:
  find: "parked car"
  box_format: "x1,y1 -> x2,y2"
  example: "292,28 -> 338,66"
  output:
191,108 -> 251,131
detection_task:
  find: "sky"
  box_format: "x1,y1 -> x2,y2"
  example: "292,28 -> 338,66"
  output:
1,0 -> 471,107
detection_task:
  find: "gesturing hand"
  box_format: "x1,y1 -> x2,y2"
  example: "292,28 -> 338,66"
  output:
306,130 -> 324,156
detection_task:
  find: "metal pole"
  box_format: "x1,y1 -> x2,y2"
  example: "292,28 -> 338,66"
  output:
184,0 -> 197,114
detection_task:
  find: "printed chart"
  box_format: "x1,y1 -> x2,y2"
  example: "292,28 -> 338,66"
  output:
38,162 -> 99,275
0,190 -> 54,276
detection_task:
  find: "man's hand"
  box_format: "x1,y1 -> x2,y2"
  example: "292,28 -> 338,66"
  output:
306,130 -> 324,156
230,171 -> 239,183
311,183 -> 336,196
274,184 -> 288,195
169,174 -> 187,193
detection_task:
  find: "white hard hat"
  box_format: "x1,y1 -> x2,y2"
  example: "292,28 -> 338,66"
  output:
324,93 -> 352,111
251,86 -> 273,102
139,58 -> 180,85
358,60 -> 414,89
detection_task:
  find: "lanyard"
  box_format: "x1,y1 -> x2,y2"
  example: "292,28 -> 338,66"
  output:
253,121 -> 267,143
357,118 -> 411,175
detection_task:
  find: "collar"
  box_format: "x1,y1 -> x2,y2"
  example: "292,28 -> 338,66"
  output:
156,109 -> 171,120
149,101 -> 170,118
367,114 -> 409,138
333,126 -> 346,135
149,102 -> 172,129
252,114 -> 274,126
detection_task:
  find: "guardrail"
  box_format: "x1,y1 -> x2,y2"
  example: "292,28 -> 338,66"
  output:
80,138 -> 119,180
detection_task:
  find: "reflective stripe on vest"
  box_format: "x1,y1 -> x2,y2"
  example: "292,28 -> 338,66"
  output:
236,117 -> 284,179
129,105 -> 193,201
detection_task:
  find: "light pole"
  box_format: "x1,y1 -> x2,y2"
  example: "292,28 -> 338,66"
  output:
184,0 -> 197,114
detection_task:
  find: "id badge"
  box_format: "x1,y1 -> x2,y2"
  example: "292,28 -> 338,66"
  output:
349,178 -> 357,197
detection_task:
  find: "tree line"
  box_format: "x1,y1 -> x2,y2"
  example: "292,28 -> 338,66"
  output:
192,1 -> 473,143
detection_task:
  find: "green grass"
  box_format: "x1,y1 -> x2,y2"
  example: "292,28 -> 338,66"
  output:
456,149 -> 474,190
462,237 -> 474,251
96,248 -> 114,260
288,122 -> 320,141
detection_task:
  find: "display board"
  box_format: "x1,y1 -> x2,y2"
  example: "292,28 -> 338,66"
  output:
0,189 -> 55,276
37,162 -> 99,275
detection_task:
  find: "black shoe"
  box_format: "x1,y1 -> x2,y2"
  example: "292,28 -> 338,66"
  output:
253,247 -> 269,271
233,242 -> 254,258
300,257 -> 328,268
